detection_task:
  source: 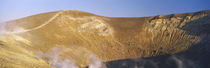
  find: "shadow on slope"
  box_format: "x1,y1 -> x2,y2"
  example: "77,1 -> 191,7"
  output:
86,11 -> 210,68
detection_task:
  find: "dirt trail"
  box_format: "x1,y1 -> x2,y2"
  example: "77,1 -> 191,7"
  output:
9,11 -> 63,34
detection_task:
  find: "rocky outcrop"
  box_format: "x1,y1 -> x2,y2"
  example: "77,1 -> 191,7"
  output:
0,10 -> 209,68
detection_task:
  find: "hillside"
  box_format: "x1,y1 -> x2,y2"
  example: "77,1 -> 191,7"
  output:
0,10 -> 210,68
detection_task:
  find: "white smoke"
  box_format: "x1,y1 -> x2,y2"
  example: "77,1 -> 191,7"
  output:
36,47 -> 107,68
171,56 -> 184,68
35,47 -> 79,68
170,55 -> 199,68
0,22 -> 107,68
47,47 -> 79,68
0,22 -> 25,40
88,54 -> 107,68
0,22 -> 31,46
0,22 -> 7,38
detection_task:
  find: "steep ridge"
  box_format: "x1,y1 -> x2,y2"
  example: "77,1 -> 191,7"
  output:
0,10 -> 210,68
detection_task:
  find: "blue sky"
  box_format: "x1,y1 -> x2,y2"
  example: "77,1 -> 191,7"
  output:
0,0 -> 210,22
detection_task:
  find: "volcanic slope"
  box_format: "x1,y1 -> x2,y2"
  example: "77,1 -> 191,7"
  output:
0,10 -> 210,68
